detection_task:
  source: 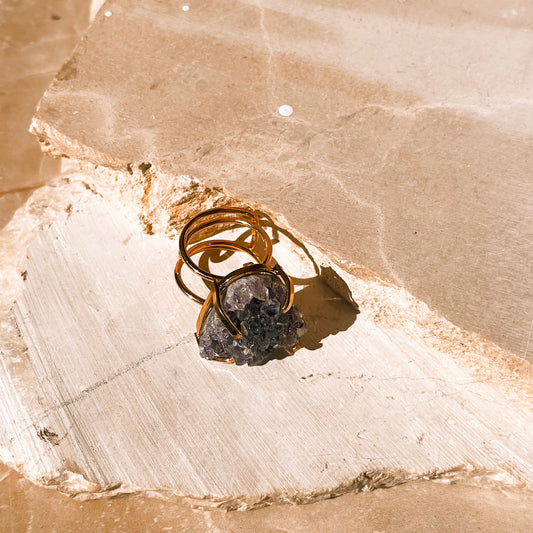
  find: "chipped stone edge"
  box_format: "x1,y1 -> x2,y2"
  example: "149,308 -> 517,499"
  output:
29,117 -> 533,412
35,465 -> 528,511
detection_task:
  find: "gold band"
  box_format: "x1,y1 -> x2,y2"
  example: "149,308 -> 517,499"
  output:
178,207 -> 273,281
174,240 -> 262,305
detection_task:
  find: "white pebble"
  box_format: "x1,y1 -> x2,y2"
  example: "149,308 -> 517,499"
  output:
104,11 -> 112,17
278,104 -> 293,117
182,5 -> 190,11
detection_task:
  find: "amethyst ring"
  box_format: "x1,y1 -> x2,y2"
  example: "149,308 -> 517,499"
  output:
174,207 -> 306,365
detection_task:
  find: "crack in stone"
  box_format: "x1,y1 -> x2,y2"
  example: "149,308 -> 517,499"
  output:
255,0 -> 276,108
9,335 -> 195,444
44,335 -> 195,414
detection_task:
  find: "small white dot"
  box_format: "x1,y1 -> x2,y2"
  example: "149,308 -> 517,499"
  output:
278,104 -> 293,117
182,5 -> 190,11
104,11 -> 112,17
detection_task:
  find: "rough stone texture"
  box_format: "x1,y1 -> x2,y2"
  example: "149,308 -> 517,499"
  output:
2,0 -> 532,526
2,197 -> 531,506
0,0 -> 92,198
31,0 -> 533,360
199,273 -> 305,365
2,464 -> 533,533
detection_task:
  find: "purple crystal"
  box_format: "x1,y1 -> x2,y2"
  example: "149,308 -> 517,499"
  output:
198,273 -> 306,365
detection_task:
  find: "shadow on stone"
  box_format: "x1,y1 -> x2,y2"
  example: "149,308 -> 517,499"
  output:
294,272 -> 359,352
257,213 -> 359,354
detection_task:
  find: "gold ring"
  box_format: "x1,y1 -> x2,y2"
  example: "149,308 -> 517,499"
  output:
174,207 -> 306,365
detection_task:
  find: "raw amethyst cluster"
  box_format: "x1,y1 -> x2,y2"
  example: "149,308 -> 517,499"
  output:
198,273 -> 306,365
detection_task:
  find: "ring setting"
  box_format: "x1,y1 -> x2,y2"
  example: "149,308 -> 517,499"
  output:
174,207 -> 306,365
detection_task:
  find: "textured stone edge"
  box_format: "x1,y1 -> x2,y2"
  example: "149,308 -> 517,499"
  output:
34,465 -> 527,510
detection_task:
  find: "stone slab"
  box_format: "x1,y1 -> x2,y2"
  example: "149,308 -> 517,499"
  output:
31,0 -> 533,360
1,0 -> 532,523
4,197 -> 532,505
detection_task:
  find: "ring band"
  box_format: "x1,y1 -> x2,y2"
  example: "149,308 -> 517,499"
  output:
175,240 -> 263,305
179,207 -> 273,281
174,207 -> 306,365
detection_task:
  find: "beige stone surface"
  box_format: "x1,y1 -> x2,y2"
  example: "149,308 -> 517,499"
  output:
1,161 -> 529,526
0,0 -> 92,197
2,463 -> 533,533
0,194 -> 530,505
1,0 -> 533,529
32,0 -> 533,359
